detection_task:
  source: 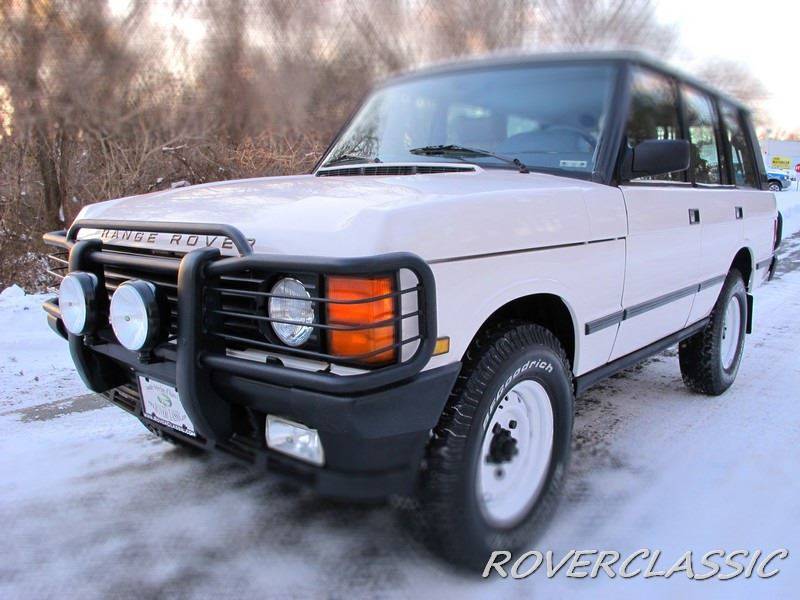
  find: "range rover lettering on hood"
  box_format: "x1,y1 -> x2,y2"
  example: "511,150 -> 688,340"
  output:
98,228 -> 255,251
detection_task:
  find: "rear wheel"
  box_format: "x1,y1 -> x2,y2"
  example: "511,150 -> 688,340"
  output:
679,270 -> 747,395
418,322 -> 574,569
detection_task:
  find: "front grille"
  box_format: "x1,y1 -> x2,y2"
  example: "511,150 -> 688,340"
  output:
99,245 -> 183,336
99,245 -> 271,343
316,164 -> 475,176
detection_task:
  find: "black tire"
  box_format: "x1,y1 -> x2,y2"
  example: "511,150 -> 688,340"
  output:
768,181 -> 782,192
679,270 -> 747,395
418,322 -> 574,569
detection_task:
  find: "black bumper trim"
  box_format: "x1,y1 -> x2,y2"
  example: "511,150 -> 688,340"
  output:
215,362 -> 461,439
103,362 -> 461,499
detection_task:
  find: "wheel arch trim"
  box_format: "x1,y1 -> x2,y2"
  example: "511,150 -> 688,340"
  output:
455,282 -> 580,371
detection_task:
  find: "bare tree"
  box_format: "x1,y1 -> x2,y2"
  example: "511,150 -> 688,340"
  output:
534,0 -> 678,55
0,0 -> 773,291
424,0 -> 531,60
695,58 -> 768,106
1,0 -> 148,230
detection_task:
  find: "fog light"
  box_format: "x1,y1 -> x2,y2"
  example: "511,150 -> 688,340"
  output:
109,279 -> 161,351
59,271 -> 100,335
266,415 -> 324,466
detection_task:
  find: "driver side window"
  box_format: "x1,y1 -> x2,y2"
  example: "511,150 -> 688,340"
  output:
625,67 -> 685,182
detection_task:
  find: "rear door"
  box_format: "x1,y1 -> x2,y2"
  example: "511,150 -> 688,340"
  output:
610,67 -> 703,360
678,85 -> 742,323
686,94 -> 760,322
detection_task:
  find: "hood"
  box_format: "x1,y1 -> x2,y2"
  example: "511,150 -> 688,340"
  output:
76,164 -> 614,261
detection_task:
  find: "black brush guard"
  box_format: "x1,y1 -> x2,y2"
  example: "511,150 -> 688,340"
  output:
42,220 -> 459,499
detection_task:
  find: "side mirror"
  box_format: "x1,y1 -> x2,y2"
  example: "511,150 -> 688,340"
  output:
624,139 -> 690,179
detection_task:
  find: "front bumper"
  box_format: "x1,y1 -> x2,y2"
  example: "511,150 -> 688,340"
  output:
103,349 -> 460,500
43,221 -> 459,500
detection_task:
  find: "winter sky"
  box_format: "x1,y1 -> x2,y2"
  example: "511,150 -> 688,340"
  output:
662,0 -> 800,134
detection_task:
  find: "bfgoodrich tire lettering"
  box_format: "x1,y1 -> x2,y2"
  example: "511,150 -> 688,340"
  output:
679,269 -> 747,395
418,322 -> 574,569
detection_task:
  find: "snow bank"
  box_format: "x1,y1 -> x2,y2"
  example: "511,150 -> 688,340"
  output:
1,284 -> 25,298
0,289 -> 84,412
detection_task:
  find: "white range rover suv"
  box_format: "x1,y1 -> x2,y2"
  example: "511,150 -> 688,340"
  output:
44,52 -> 781,568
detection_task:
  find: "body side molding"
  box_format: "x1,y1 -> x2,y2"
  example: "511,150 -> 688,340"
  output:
427,237 -> 621,265
585,274 -> 727,335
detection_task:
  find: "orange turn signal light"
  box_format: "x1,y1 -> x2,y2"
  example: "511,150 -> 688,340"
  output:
433,337 -> 450,356
326,275 -> 396,365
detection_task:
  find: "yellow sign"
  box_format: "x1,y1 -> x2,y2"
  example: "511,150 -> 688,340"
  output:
771,155 -> 791,169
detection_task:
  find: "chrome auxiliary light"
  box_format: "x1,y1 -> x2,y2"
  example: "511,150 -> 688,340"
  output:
109,279 -> 162,351
58,272 -> 101,336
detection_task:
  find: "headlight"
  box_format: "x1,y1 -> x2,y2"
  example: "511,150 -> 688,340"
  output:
109,280 -> 161,351
58,272 -> 100,335
268,278 -> 314,346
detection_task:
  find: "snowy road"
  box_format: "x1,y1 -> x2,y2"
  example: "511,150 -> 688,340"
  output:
2,194 -> 799,599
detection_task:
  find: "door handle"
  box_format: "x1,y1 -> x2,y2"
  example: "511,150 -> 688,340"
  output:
689,209 -> 701,225
735,206 -> 743,219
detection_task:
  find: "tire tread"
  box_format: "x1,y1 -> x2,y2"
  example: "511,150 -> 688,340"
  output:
679,270 -> 746,395
418,320 -> 573,567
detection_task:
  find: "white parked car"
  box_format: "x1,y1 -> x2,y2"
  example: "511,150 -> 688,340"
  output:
44,52 -> 781,568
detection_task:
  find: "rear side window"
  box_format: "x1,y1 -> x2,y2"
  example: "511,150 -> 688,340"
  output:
625,67 -> 684,181
719,102 -> 758,188
681,86 -> 722,185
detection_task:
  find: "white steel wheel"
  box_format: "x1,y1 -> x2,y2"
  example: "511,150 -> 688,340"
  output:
476,380 -> 554,528
419,322 -> 574,569
720,295 -> 742,370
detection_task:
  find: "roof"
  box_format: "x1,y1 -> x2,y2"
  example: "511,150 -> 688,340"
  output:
383,50 -> 750,112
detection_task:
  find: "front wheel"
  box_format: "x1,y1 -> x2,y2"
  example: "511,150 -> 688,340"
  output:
418,322 -> 574,569
679,270 -> 747,395
768,181 -> 782,192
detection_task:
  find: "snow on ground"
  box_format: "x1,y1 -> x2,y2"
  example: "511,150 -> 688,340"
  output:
1,193 -> 799,599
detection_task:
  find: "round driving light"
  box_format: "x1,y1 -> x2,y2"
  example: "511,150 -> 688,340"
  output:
268,278 -> 314,347
110,280 -> 161,351
58,272 -> 99,335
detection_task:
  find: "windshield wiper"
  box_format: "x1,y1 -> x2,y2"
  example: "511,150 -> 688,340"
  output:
323,154 -> 381,167
409,144 -> 530,173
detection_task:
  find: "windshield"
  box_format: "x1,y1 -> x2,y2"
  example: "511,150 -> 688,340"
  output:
321,62 -> 618,177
